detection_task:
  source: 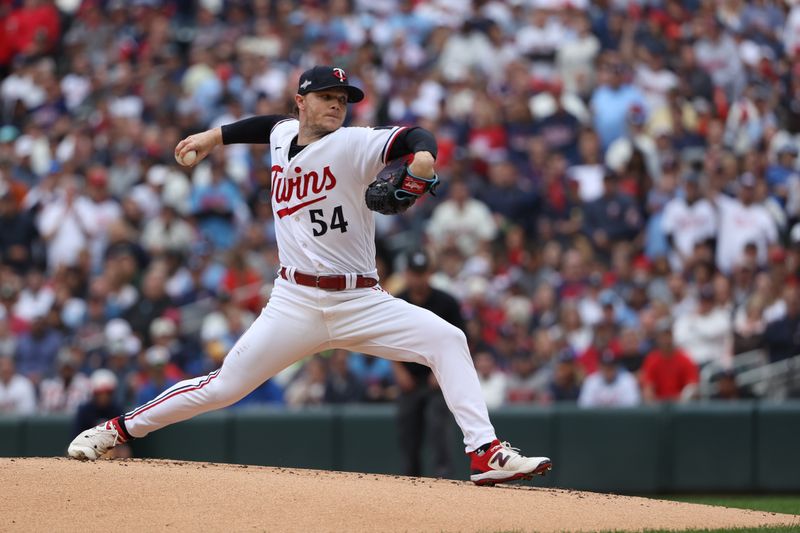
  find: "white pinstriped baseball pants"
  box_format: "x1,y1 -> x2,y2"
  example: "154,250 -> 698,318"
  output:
124,277 -> 497,451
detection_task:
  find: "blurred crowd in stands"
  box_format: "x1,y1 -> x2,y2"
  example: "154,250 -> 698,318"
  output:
2,0 -> 800,420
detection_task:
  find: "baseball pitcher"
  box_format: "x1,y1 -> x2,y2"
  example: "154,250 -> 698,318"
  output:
68,66 -> 552,485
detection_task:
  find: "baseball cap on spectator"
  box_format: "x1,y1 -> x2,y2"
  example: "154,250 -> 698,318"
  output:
145,346 -> 170,366
90,369 -> 118,393
465,276 -> 490,300
407,249 -> 430,273
0,125 -> 19,144
146,165 -> 168,186
769,247 -> 787,264
791,223 -> 800,247
297,66 -> 364,103
87,167 -> 108,187
104,318 -> 140,356
627,104 -> 646,126
150,317 -> 177,339
504,296 -> 533,326
777,144 -> 799,157
201,314 -> 229,343
632,256 -> 651,272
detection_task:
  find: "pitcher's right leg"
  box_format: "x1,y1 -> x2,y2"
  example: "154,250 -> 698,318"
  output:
68,281 -> 329,459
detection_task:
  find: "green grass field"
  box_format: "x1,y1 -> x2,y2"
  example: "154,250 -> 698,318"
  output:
498,495 -> 800,533
622,529 -> 799,533
632,495 -> 800,533
664,495 -> 800,516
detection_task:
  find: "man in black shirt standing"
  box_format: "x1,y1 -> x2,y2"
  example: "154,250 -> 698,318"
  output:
395,249 -> 464,478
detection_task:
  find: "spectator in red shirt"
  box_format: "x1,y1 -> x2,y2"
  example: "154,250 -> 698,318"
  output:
641,318 -> 699,402
2,0 -> 60,65
221,247 -> 263,314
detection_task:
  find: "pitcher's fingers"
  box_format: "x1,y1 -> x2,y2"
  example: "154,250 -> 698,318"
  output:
174,139 -> 190,158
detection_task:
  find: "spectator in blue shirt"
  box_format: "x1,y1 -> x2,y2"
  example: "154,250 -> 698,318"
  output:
14,311 -> 62,385
190,155 -> 248,250
766,144 -> 799,207
591,59 -> 646,149
348,352 -> 396,402
135,346 -> 180,406
235,379 -> 284,407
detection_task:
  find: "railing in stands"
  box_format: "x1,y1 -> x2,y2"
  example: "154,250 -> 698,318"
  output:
699,349 -> 800,399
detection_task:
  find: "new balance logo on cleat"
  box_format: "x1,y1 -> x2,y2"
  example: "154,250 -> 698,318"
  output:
491,452 -> 511,467
469,439 -> 552,486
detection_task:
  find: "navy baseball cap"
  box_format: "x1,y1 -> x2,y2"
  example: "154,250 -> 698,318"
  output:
297,66 -> 364,103
407,249 -> 430,273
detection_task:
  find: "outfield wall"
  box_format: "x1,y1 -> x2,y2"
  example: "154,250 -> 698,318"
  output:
2,401 -> 798,494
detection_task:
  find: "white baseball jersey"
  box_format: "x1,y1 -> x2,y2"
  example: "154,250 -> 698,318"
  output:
577,369 -> 641,408
661,196 -> 717,271
269,119 -> 406,276
715,195 -> 778,273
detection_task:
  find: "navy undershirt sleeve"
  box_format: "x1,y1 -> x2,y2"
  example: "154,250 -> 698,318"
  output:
220,115 -> 290,145
386,127 -> 438,161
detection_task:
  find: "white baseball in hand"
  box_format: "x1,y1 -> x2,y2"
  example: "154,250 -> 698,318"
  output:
175,150 -> 197,166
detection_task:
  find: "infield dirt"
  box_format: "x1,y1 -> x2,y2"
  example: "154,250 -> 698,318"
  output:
1,457 -> 797,532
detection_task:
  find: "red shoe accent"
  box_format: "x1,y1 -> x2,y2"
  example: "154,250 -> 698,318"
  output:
108,417 -> 129,443
469,439 -> 504,473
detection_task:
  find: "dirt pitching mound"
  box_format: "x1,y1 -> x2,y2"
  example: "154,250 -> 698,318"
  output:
1,458 -> 796,532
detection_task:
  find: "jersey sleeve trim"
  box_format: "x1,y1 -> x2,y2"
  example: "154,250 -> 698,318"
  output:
380,126 -> 407,165
270,118 -> 297,138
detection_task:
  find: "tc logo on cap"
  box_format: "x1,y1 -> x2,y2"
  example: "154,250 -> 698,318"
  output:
297,65 -> 364,103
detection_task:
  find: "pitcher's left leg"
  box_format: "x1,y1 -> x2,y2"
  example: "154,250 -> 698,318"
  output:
342,305 -> 495,451
329,288 -> 551,484
329,289 -> 493,448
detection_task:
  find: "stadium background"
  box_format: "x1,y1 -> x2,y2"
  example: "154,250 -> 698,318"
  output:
1,0 -> 800,495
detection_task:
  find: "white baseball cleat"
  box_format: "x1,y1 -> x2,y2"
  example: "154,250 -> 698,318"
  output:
68,418 -> 129,460
468,439 -> 552,485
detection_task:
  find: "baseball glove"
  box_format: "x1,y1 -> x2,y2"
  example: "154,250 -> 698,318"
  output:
365,160 -> 440,215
